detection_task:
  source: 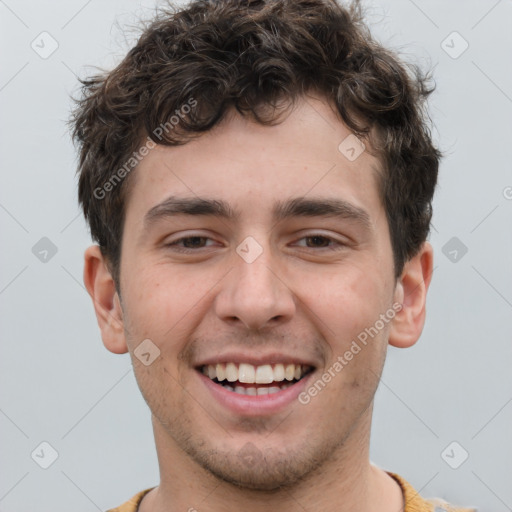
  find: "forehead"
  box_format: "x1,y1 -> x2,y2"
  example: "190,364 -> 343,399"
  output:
124,96 -> 383,224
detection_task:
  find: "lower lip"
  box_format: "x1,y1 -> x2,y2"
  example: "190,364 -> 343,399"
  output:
197,370 -> 314,416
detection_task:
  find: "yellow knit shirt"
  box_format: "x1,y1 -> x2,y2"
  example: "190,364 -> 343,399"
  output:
106,472 -> 476,512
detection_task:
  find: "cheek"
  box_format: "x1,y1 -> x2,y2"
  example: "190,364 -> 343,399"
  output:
130,356 -> 191,430
122,263 -> 210,344
300,263 -> 390,340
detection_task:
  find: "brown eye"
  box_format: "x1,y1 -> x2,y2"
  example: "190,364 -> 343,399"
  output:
166,236 -> 216,252
304,236 -> 332,248
179,236 -> 208,248
292,233 -> 348,253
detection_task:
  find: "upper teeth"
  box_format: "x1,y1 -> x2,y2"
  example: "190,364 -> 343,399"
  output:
202,363 -> 310,384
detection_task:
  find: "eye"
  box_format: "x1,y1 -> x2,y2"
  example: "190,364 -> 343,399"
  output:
293,234 -> 345,250
166,236 -> 217,252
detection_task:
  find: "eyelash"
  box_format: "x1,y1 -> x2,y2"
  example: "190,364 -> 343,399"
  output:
166,234 -> 346,253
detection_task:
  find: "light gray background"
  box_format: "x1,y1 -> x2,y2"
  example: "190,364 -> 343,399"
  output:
1,0 -> 511,511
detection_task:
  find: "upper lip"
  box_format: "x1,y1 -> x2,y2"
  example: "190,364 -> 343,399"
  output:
194,352 -> 318,369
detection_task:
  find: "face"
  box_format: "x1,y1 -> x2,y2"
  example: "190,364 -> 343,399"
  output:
115,96 -> 401,490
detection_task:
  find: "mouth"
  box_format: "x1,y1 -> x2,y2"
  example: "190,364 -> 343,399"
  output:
198,363 -> 314,396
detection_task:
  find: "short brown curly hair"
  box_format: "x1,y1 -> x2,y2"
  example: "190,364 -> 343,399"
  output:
70,0 -> 441,288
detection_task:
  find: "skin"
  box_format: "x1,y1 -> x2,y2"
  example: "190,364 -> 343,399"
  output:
84,94 -> 433,512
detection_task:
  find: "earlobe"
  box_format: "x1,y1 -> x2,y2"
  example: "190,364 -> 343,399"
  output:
388,242 -> 434,349
83,245 -> 128,354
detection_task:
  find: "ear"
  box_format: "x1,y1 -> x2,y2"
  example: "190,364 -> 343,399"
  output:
388,241 -> 434,348
83,245 -> 128,354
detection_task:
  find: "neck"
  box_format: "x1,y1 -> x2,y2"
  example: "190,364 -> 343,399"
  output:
139,411 -> 404,512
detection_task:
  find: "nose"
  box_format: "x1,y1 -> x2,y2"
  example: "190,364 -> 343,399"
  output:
214,244 -> 296,331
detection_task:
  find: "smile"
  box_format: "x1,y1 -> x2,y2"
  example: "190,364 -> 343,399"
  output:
200,363 -> 314,396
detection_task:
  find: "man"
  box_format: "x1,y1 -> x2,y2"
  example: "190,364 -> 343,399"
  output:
70,0 -> 475,510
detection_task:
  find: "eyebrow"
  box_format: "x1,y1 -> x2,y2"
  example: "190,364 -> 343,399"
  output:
144,196 -> 237,228
273,197 -> 371,228
143,195 -> 372,230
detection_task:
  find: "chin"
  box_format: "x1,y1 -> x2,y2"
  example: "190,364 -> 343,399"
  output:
185,442 -> 335,492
